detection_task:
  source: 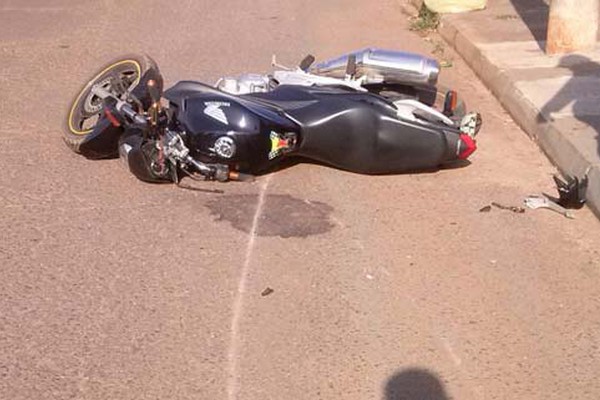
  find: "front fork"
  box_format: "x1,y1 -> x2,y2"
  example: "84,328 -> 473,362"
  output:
146,79 -> 239,182
97,80 -> 247,182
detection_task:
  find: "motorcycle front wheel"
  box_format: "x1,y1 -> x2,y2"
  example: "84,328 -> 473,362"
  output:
63,55 -> 147,153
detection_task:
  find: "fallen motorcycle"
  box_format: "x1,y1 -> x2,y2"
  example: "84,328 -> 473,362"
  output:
64,49 -> 481,183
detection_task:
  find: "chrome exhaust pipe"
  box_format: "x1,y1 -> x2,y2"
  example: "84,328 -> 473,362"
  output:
309,48 -> 440,86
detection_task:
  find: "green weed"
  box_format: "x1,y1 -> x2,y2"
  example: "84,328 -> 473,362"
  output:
410,4 -> 440,32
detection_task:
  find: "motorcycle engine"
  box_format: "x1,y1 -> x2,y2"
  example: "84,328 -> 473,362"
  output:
216,73 -> 273,95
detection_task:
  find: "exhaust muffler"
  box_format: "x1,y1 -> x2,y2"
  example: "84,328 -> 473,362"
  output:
309,48 -> 440,87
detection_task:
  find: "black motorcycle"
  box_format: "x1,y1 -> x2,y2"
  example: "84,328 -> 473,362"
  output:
64,52 -> 480,183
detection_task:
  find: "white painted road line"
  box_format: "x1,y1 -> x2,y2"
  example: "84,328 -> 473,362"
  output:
227,174 -> 273,400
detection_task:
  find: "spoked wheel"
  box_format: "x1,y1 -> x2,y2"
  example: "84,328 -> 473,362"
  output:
64,55 -> 146,153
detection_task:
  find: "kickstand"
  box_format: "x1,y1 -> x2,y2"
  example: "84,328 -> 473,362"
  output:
176,181 -> 224,194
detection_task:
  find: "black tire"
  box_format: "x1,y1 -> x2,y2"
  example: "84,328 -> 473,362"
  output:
63,54 -> 149,153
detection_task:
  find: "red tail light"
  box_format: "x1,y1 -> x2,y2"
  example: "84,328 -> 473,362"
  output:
458,134 -> 477,159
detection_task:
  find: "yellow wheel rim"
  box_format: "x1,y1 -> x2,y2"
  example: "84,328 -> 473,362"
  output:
67,59 -> 142,135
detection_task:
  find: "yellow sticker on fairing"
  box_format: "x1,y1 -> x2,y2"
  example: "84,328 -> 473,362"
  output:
269,131 -> 291,160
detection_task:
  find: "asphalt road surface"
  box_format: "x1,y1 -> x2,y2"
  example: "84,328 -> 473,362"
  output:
1,1 -> 600,399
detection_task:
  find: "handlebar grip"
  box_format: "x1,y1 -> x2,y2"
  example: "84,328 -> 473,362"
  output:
118,102 -> 147,126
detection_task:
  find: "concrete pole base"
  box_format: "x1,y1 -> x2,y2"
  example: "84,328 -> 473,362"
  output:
546,0 -> 599,54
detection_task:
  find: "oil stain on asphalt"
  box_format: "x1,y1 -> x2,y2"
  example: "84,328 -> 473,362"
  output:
206,194 -> 334,238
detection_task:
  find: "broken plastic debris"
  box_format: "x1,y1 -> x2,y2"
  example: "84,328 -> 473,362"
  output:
491,202 -> 525,213
524,194 -> 574,219
551,172 -> 588,209
523,171 -> 588,218
479,202 -> 525,213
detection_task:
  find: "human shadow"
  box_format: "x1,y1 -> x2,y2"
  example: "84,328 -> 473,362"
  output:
536,54 -> 600,159
508,0 -> 549,50
384,368 -> 449,400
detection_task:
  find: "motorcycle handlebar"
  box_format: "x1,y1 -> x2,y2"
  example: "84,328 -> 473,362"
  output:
91,85 -> 148,126
117,102 -> 148,126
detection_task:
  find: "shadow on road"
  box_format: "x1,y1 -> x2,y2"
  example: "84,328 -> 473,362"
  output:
537,54 -> 600,158
261,155 -> 471,177
384,368 -> 449,400
509,0 -> 549,50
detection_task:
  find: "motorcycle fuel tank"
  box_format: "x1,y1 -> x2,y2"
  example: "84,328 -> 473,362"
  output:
164,81 -> 300,172
309,48 -> 440,87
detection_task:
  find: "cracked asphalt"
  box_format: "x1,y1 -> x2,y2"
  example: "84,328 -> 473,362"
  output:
1,1 -> 600,399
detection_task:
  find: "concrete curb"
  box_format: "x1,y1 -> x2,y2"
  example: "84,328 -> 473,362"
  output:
439,17 -> 600,217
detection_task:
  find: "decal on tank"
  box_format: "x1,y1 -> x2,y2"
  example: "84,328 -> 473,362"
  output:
203,101 -> 230,125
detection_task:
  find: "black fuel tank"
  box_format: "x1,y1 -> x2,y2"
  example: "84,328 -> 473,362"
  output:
164,81 -> 299,172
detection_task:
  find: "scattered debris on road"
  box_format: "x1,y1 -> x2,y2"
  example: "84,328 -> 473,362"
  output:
480,202 -> 525,214
524,195 -> 574,219
492,202 -> 525,213
551,172 -> 588,209
261,287 -> 275,297
523,171 -> 588,219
